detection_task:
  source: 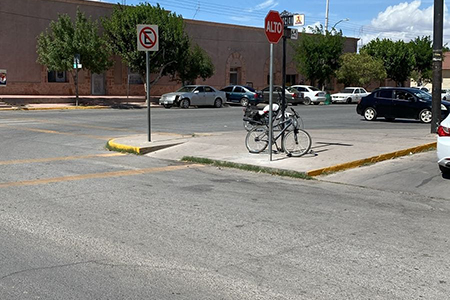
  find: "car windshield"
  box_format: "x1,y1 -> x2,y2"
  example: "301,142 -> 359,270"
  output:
412,90 -> 432,100
308,86 -> 320,91
177,86 -> 196,93
340,88 -> 355,94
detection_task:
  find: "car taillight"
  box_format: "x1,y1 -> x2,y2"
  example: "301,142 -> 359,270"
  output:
438,125 -> 450,136
254,93 -> 258,99
293,93 -> 298,98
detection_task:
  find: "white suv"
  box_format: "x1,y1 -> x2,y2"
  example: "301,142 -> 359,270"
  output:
331,87 -> 369,104
290,85 -> 326,105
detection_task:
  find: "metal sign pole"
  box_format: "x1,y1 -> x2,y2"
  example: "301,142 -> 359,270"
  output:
146,51 -> 151,142
269,44 -> 274,161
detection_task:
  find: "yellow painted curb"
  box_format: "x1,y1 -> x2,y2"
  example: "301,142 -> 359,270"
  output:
22,106 -> 110,111
107,139 -> 143,155
307,142 -> 437,177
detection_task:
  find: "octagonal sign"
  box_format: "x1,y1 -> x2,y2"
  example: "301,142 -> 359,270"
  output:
265,10 -> 284,44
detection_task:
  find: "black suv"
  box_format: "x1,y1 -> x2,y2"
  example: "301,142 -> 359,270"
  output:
356,87 -> 450,123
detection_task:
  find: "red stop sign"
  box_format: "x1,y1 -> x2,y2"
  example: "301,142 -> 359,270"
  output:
265,10 -> 284,44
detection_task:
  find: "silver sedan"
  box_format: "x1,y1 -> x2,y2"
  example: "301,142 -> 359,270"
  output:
159,85 -> 226,109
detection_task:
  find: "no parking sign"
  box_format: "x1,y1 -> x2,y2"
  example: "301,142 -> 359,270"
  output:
137,25 -> 159,52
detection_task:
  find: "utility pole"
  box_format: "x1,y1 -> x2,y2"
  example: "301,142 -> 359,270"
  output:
431,0 -> 444,133
325,0 -> 330,31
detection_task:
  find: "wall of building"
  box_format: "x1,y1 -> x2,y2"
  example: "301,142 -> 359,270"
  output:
0,0 -> 359,97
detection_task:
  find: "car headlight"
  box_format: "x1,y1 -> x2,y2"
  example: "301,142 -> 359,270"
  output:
441,104 -> 447,111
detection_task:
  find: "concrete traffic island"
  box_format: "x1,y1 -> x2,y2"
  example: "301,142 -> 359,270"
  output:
105,128 -> 438,177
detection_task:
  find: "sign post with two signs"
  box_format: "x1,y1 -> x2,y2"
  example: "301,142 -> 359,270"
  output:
137,24 -> 159,142
264,11 -> 283,161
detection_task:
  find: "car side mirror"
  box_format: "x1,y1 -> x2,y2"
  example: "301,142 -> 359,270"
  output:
194,90 -> 199,94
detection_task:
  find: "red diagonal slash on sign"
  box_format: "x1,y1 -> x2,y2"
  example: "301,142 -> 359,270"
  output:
139,27 -> 157,49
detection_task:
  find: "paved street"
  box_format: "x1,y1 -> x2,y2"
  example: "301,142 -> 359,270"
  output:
0,106 -> 449,299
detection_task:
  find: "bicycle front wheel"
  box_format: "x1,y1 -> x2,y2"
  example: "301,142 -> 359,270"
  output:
283,129 -> 312,157
245,126 -> 269,153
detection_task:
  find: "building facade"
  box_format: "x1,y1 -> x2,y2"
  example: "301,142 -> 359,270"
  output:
0,0 -> 359,97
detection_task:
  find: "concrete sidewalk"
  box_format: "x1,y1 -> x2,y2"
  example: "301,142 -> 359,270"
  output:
107,128 -> 437,176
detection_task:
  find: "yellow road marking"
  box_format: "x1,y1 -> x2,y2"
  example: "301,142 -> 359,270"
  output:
0,153 -> 125,166
0,125 -> 110,140
0,164 -> 201,188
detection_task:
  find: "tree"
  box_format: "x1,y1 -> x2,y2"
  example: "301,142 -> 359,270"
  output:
336,52 -> 386,88
409,36 -> 432,86
37,9 -> 112,104
177,44 -> 214,85
291,25 -> 345,88
101,3 -> 214,88
361,38 -> 415,86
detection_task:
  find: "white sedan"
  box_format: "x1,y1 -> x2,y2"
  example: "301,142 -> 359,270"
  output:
290,85 -> 326,105
331,87 -> 369,104
159,85 -> 226,109
437,114 -> 450,175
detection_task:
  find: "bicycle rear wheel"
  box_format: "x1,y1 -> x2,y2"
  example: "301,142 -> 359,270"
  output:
245,126 -> 269,153
283,129 -> 312,157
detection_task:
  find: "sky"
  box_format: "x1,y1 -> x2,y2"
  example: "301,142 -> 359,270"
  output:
92,0 -> 450,47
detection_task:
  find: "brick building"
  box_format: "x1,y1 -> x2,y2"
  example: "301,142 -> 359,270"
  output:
0,0 -> 359,97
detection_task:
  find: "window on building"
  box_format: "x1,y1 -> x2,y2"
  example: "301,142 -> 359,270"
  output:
48,71 -> 68,83
286,74 -> 296,86
128,68 -> 143,84
230,67 -> 240,85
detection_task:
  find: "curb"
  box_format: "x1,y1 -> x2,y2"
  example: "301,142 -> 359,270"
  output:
307,142 -> 437,176
0,106 -> 110,111
106,138 -> 184,155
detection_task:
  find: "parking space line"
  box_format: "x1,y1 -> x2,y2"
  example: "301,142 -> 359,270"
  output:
0,125 -> 110,140
0,164 -> 202,188
0,153 -> 125,166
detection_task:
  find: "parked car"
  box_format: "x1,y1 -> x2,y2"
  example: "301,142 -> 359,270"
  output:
159,85 -> 226,109
356,87 -> 450,123
332,87 -> 369,104
220,85 -> 263,106
261,85 -> 304,105
438,113 -> 450,175
290,85 -> 326,105
442,89 -> 450,101
411,86 -> 430,93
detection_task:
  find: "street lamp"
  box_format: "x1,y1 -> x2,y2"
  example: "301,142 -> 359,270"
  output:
332,18 -> 350,30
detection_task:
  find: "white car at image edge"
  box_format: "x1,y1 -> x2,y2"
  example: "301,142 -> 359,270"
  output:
437,114 -> 450,175
331,87 -> 370,104
290,85 -> 326,105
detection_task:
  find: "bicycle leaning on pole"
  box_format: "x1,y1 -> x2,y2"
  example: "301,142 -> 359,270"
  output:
244,106 -> 312,157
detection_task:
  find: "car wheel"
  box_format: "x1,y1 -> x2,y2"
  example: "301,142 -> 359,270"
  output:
385,117 -> 395,121
163,104 -> 171,109
313,102 -> 320,105
439,165 -> 450,177
214,98 -> 223,108
303,97 -> 311,105
364,107 -> 377,121
180,98 -> 190,109
419,109 -> 432,123
346,98 -> 352,104
240,98 -> 249,107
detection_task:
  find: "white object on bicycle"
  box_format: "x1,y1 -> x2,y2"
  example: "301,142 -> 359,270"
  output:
260,104 -> 279,115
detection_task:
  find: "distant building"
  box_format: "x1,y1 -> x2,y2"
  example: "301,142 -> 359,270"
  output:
0,0 -> 359,97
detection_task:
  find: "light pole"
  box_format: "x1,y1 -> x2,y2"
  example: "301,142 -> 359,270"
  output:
325,0 -> 330,31
332,18 -> 349,30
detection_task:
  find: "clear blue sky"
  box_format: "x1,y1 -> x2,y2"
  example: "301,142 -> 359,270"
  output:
93,0 -> 449,47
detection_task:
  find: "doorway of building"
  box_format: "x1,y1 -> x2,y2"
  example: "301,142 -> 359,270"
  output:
91,73 -> 106,95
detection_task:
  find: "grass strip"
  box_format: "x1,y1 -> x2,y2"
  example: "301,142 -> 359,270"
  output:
181,156 -> 314,180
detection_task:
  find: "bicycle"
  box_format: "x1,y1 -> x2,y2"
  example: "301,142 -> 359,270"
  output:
245,107 -> 312,157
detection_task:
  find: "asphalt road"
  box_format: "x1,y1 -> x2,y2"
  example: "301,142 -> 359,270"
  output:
0,106 -> 449,299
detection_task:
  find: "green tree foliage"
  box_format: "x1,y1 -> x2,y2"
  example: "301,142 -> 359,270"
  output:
409,36 -> 432,86
292,25 -> 345,88
361,38 -> 415,86
37,9 -> 112,101
101,3 -> 214,87
177,44 -> 214,85
336,52 -> 386,88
